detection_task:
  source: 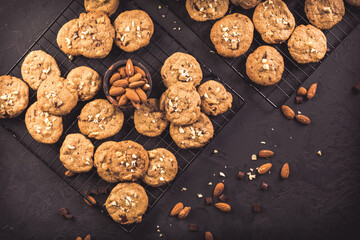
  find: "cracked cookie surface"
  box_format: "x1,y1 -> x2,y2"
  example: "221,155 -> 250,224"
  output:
186,0 -> 229,22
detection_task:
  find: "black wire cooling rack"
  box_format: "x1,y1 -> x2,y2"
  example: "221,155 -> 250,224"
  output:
160,0 -> 360,108
0,0 -> 245,233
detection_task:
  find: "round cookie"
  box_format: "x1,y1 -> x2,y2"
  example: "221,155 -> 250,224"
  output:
246,46 -> 284,86
159,82 -> 201,126
21,50 -> 61,90
210,13 -> 254,58
288,25 -> 327,64
113,10 -> 154,52
25,102 -> 63,144
305,0 -> 345,30
106,140 -> 149,182
37,76 -> 78,116
0,75 -> 29,119
197,80 -> 233,116
346,0 -> 360,7
78,99 -> 124,140
185,0 -> 229,22
84,0 -> 119,16
106,182 -> 148,225
134,98 -> 169,137
253,0 -> 296,44
67,66 -> 102,101
59,133 -> 94,173
231,0 -> 261,9
161,52 -> 203,88
142,148 -> 178,187
170,113 -> 214,149
94,141 -> 119,183
57,11 -> 115,59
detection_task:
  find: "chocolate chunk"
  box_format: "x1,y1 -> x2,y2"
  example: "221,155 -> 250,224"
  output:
64,213 -> 73,219
205,197 -> 213,206
236,170 -> 245,180
295,96 -> 303,104
260,182 -> 269,191
353,83 -> 360,94
253,203 -> 261,213
84,234 -> 91,240
90,189 -> 99,196
189,224 -> 198,231
57,207 -> 69,216
218,194 -> 228,202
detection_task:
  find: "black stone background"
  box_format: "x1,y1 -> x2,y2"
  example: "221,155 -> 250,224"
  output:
1,0 -> 360,239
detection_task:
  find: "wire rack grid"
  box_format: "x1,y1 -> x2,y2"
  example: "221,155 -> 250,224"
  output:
0,0 -> 245,233
160,0 -> 360,108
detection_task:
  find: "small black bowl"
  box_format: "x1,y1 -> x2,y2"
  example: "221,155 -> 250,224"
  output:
103,60 -> 152,108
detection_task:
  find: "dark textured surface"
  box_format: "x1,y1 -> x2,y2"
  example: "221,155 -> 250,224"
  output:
1,0 -> 360,240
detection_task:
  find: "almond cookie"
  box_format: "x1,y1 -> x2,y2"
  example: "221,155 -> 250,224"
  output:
231,0 -> 261,9
346,0 -> 360,7
84,0 -> 119,16
106,140 -> 149,182
170,113 -> 214,149
210,13 -> 254,58
113,10 -> 154,52
253,0 -> 295,44
246,46 -> 284,86
67,66 -> 102,101
106,182 -> 148,224
305,0 -> 345,30
78,99 -> 124,140
288,25 -> 327,64
161,52 -> 203,88
37,76 -> 78,116
25,102 -> 63,144
142,148 -> 178,187
57,11 -> 115,58
21,50 -> 61,90
0,75 -> 29,119
160,82 -> 201,126
197,80 -> 233,116
60,133 -> 94,173
94,141 -> 119,183
185,0 -> 229,22
134,98 -> 169,137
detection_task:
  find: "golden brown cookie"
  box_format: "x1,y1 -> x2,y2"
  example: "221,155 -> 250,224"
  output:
231,0 -> 261,9
94,141 -> 119,183
186,0 -> 229,22
84,0 -> 119,16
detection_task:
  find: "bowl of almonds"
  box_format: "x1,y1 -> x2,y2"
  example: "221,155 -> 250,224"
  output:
103,59 -> 152,109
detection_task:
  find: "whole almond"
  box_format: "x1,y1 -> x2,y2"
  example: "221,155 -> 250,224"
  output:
281,105 -> 295,119
125,88 -> 140,103
135,88 -> 147,103
65,170 -> 75,178
134,66 -> 146,77
118,94 -> 129,106
178,206 -> 191,219
213,182 -> 224,198
295,114 -> 311,125
129,80 -> 146,89
109,72 -> 121,85
109,86 -> 125,96
126,59 -> 134,76
84,196 -> 96,206
118,67 -> 126,78
113,79 -> 129,88
258,163 -> 272,174
205,231 -> 214,240
76,237 -> 82,240
170,202 -> 184,216
281,163 -> 290,179
142,83 -> 151,91
259,150 -> 274,158
84,234 -> 91,240
297,87 -> 307,96
131,100 -> 141,109
307,83 -> 317,99
214,203 -> 231,212
128,73 -> 143,83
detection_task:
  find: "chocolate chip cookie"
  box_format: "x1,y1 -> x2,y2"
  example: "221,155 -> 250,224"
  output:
37,77 -> 78,116
142,148 -> 178,187
305,0 -> 345,30
134,98 -> 169,137
57,11 -> 115,58
346,0 -> 360,7
253,0 -> 296,44
170,113 -> 214,149
84,0 -> 119,16
25,102 -> 63,144
113,10 -> 154,52
246,45 -> 284,86
78,99 -> 124,140
186,0 -> 229,22
106,140 -> 149,182
21,50 -> 61,90
106,182 -> 148,225
288,25 -> 327,64
0,75 -> 29,119
210,13 -> 254,58
60,133 -> 94,173
231,0 -> 261,9
94,141 -> 120,183
197,80 -> 233,116
161,52 -> 203,88
67,66 -> 102,101
160,82 -> 201,126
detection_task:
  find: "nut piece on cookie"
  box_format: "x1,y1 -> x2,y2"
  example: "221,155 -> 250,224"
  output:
186,0 -> 229,22
113,10 -> 154,52
231,0 -> 261,9
84,0 -> 119,16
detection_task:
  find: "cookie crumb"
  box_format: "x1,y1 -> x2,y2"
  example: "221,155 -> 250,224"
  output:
158,5 -> 162,9
261,141 -> 266,144
197,194 -> 203,198
162,14 -> 165,18
213,149 -> 219,154
181,187 -> 187,192
251,154 -> 257,161
219,172 -> 226,177
208,182 -> 213,186
317,150 -> 322,156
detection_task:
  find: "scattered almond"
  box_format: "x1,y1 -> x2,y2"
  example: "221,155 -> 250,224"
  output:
205,231 -> 214,240
129,80 -> 146,89
126,59 -> 134,76
170,202 -> 184,216
84,234 -> 91,240
258,163 -> 272,174
65,170 -> 75,178
117,94 -> 129,106
281,105 -> 295,119
83,196 -> 96,206
113,78 -> 129,88
178,206 -> 191,219
297,87 -> 307,96
213,182 -> 224,198
128,73 -> 142,83
76,237 -> 82,240
295,114 -> 311,125
125,88 -> 140,103
109,86 -> 125,96
134,66 -> 146,77
307,83 -> 317,99
142,83 -> 151,91
281,163 -> 290,179
109,72 -> 120,85
214,203 -> 231,213
258,150 -> 274,158
135,88 -> 147,103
